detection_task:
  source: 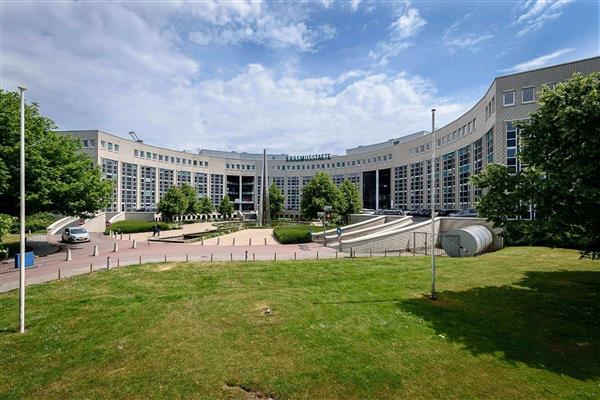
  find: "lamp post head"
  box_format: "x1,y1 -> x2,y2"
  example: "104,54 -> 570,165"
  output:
18,86 -> 27,92
431,108 -> 436,112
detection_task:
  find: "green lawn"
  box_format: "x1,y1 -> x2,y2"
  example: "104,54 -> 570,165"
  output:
1,247 -> 598,399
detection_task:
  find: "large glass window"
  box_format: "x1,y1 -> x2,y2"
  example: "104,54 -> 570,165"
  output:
121,162 -> 138,212
101,158 -> 118,212
458,145 -> 471,209
140,166 -> 156,209
442,152 -> 456,209
409,162 -> 424,209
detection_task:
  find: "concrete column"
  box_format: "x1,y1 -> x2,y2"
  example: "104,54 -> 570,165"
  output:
375,169 -> 380,210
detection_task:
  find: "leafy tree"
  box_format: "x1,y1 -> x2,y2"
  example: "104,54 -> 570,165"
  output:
218,195 -> 235,218
472,72 -> 600,254
338,179 -> 362,223
180,183 -> 200,215
157,186 -> 189,221
0,90 -> 112,217
198,197 -> 214,215
300,172 -> 341,219
269,183 -> 285,218
0,214 -> 16,242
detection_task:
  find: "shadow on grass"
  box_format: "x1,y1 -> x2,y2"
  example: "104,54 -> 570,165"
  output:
399,270 -> 600,380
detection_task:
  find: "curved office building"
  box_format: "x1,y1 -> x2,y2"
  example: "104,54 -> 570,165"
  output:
60,57 -> 600,215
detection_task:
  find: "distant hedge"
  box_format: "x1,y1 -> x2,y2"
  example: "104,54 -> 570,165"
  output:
273,226 -> 313,244
105,220 -> 172,234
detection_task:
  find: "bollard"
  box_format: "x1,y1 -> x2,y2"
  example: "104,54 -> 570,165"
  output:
210,253 -> 213,262
120,233 -> 123,240
117,258 -> 120,267
249,238 -> 251,246
274,252 -> 277,261
384,249 -> 387,257
139,255 -> 142,265
253,252 -> 255,261
245,250 -> 248,262
399,249 -> 402,257
93,244 -> 99,256
89,263 -> 93,274
217,237 -> 220,245
128,234 -> 131,241
132,240 -> 137,249
294,252 -> 296,260
164,254 -> 167,262
113,242 -> 119,252
350,247 -> 353,258
230,252 -> 233,262
264,237 -> 267,245
65,248 -> 72,261
233,238 -> 236,246
107,256 -> 111,270
186,254 -> 189,262
58,268 -> 61,279
336,251 -> 338,259
370,249 -> 372,258
201,237 -> 204,246
147,239 -> 150,246
317,251 -> 319,260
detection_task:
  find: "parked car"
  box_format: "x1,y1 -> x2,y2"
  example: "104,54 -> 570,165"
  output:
375,209 -> 404,216
449,208 -> 478,217
436,209 -> 458,216
62,227 -> 90,243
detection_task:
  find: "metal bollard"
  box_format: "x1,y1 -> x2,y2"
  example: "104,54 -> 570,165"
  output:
245,250 -> 248,262
274,252 -> 277,261
294,252 -> 296,260
264,237 -> 267,245
186,254 -> 189,262
233,238 -> 235,246
384,249 -> 387,257
230,253 -> 233,261
89,263 -> 93,274
370,249 -> 372,258
107,256 -> 111,269
117,258 -> 120,267
164,254 -> 167,262
93,245 -> 99,256
317,251 -> 319,260
58,268 -> 61,279
113,242 -> 119,252
253,252 -> 255,261
249,238 -> 251,246
336,251 -> 338,259
201,237 -> 204,246
132,240 -> 137,249
350,247 -> 353,258
128,234 -> 131,241
210,253 -> 213,262
65,248 -> 72,261
217,238 -> 220,245
139,255 -> 142,265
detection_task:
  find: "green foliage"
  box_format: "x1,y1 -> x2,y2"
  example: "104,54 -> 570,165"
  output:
338,179 -> 362,223
269,183 -> 285,217
472,73 -> 600,254
273,225 -> 314,244
104,220 -> 171,234
217,195 -> 235,217
158,186 -> 189,220
198,197 -> 214,215
180,183 -> 200,215
24,212 -> 56,233
300,172 -> 342,219
0,213 -> 16,241
0,90 -> 112,217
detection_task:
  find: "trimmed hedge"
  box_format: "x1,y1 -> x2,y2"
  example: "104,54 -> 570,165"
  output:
273,226 -> 313,244
105,220 -> 172,234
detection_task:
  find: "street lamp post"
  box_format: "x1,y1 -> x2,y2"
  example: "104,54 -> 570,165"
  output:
430,108 -> 437,300
18,86 -> 27,333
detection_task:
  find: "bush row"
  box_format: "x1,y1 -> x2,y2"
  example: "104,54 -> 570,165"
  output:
273,226 -> 313,244
105,220 -> 172,234
503,220 -> 596,251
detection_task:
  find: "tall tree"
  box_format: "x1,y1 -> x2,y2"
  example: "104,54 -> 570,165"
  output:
157,186 -> 189,221
338,179 -> 362,223
300,172 -> 341,219
180,183 -> 200,215
218,195 -> 235,217
198,197 -> 213,215
269,183 -> 285,218
0,90 -> 112,217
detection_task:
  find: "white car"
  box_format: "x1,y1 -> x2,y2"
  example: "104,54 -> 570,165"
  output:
62,227 -> 90,243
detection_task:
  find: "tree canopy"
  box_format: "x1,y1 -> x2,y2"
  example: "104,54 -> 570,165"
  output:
300,172 -> 341,220
0,90 -> 112,217
472,72 -> 600,253
269,183 -> 285,217
218,195 -> 235,217
338,179 -> 362,223
157,186 -> 189,220
198,197 -> 214,215
180,183 -> 200,215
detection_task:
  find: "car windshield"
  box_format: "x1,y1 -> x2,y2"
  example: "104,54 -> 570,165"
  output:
70,228 -> 86,234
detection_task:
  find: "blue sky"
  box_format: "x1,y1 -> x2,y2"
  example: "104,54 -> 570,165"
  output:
1,0 -> 598,154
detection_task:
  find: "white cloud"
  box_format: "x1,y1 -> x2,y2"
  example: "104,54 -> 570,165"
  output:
350,0 -> 362,12
514,0 -> 573,36
500,48 -> 575,73
185,1 -> 335,51
445,33 -> 495,53
368,2 -> 426,66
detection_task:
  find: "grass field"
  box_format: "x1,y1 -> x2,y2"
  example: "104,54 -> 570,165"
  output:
1,247 -> 598,399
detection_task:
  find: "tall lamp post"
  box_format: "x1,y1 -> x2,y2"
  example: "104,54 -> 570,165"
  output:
430,108 -> 437,300
18,86 -> 27,333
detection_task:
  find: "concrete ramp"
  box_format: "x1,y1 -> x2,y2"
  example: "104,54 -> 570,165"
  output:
311,216 -> 385,243
326,216 -> 414,246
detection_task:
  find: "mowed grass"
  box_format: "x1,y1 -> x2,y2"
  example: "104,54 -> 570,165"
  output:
1,247 -> 598,399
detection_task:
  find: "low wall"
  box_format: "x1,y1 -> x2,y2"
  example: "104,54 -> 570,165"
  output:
312,216 -> 385,243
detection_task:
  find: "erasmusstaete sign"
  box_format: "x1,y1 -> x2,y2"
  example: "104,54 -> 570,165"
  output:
286,154 -> 331,162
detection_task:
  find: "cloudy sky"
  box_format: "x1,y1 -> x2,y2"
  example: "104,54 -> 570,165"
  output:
1,0 -> 598,155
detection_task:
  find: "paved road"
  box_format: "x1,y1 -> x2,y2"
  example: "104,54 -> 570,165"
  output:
0,232 -> 338,293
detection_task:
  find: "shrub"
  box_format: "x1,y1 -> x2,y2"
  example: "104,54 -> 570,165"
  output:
26,212 -> 56,233
273,226 -> 313,244
105,220 -> 171,234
